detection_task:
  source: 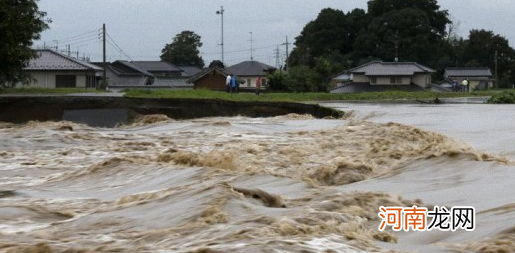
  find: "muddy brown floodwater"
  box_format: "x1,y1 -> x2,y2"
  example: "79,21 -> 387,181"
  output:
1,103 -> 515,253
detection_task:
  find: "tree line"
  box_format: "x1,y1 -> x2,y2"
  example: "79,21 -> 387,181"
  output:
2,0 -> 515,91
272,0 -> 515,91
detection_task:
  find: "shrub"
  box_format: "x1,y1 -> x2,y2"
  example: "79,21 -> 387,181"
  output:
487,91 -> 515,104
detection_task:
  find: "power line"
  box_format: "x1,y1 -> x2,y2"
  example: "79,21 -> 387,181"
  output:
62,37 -> 100,47
224,52 -> 274,64
70,39 -> 101,49
106,33 -> 133,61
45,29 -> 101,45
201,44 -> 276,56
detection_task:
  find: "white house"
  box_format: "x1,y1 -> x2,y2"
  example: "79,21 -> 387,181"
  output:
21,49 -> 102,88
330,61 -> 435,93
227,60 -> 276,90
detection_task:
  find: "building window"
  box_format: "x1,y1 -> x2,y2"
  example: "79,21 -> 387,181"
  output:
247,78 -> 251,87
390,77 -> 402,84
56,75 -> 77,88
86,75 -> 96,88
370,77 -> 377,84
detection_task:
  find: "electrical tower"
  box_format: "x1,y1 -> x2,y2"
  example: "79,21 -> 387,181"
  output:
282,36 -> 291,71
274,45 -> 281,68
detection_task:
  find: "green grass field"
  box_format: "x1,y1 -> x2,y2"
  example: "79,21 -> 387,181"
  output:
123,89 -> 500,102
1,87 -> 506,102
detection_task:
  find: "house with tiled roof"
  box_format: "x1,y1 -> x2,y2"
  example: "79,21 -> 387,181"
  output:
330,61 -> 435,93
227,61 -> 276,90
188,67 -> 231,90
131,61 -> 193,88
93,60 -> 154,88
444,67 -> 493,91
21,49 -> 102,88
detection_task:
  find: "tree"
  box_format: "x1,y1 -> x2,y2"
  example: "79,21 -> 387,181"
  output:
208,60 -> 224,69
160,31 -> 204,68
289,8 -> 366,68
0,0 -> 50,88
267,71 -> 292,91
461,30 -> 515,88
355,0 -> 450,65
289,1 -> 451,84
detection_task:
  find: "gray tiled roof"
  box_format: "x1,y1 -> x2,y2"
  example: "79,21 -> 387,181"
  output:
227,60 -> 276,76
348,61 -> 435,76
132,61 -> 182,72
180,66 -> 203,77
187,67 -> 230,83
117,61 -> 153,76
25,49 -> 102,71
445,67 -> 492,77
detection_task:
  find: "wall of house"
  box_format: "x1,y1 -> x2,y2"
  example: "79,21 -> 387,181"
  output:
194,74 -> 226,90
26,71 -> 92,88
412,74 -> 431,88
468,80 -> 493,91
370,76 -> 411,85
353,73 -> 431,88
107,72 -> 148,86
238,76 -> 268,89
351,74 -> 368,83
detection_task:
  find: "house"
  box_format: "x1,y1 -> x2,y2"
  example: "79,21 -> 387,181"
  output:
188,67 -> 231,90
227,60 -> 276,90
131,61 -> 192,88
93,61 -> 154,88
20,49 -> 102,88
444,67 -> 493,91
180,66 -> 203,78
330,61 -> 435,93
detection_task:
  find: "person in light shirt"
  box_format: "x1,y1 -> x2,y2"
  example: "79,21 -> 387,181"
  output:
225,74 -> 232,93
461,79 -> 469,92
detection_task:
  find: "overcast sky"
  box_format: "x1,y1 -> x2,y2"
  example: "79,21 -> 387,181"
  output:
35,0 -> 515,67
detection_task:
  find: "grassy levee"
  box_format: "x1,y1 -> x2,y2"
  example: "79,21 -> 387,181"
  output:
123,89 -> 500,102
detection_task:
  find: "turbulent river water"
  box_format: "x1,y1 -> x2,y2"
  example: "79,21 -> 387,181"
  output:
1,103 -> 514,253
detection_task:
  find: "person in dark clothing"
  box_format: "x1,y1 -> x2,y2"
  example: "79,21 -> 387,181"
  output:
230,75 -> 237,93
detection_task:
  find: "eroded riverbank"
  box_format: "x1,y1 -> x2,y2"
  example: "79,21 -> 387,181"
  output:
0,96 -> 342,127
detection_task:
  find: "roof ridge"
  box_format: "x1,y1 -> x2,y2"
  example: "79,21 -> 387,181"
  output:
35,49 -> 101,71
114,60 -> 154,76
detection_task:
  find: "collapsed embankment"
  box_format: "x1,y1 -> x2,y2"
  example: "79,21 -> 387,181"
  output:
0,96 -> 342,126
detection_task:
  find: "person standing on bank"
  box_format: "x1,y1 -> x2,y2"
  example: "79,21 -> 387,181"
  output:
226,74 -> 232,93
462,78 -> 469,92
255,76 -> 262,95
230,75 -> 237,94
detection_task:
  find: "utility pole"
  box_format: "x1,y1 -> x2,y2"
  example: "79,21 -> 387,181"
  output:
249,31 -> 254,60
495,50 -> 498,89
282,36 -> 291,71
101,23 -> 106,90
216,6 -> 225,64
